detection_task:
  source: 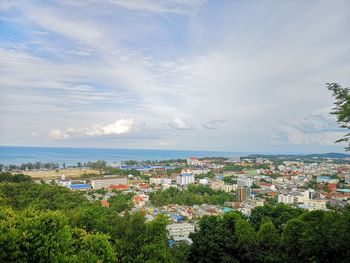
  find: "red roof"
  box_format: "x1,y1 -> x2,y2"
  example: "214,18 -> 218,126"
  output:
259,182 -> 272,187
100,200 -> 110,208
328,183 -> 337,191
108,184 -> 128,190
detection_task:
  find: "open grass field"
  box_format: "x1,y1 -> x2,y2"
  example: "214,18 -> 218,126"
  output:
21,168 -> 99,179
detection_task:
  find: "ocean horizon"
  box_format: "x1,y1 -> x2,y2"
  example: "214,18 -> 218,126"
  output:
0,146 -> 250,166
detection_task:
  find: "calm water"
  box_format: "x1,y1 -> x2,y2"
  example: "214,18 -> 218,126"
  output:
0,146 -> 247,166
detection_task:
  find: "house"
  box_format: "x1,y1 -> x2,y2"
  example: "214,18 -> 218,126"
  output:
100,200 -> 110,208
133,194 -> 149,208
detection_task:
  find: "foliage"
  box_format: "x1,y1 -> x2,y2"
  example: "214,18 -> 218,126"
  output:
1,162 -> 59,171
149,185 -> 234,206
123,160 -> 139,166
0,181 -> 174,262
0,183 -> 89,210
223,176 -> 237,184
223,165 -> 245,172
108,192 -> 134,213
0,172 -> 32,183
189,206 -> 350,263
328,83 -> 350,149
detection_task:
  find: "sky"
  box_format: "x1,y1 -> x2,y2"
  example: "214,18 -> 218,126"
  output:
1,0 -> 350,153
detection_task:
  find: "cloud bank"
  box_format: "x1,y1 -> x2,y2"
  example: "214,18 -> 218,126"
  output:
1,0 -> 350,152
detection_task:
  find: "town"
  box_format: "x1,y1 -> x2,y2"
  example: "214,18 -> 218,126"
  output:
4,153 -> 350,246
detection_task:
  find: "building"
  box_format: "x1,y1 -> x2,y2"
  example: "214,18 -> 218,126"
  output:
108,184 -> 129,191
149,177 -> 172,185
187,157 -> 200,166
68,184 -> 91,191
229,156 -> 241,163
133,194 -> 149,208
316,176 -> 331,183
166,223 -> 195,239
91,177 -> 128,190
100,200 -> 110,208
199,179 -> 209,185
278,193 -> 294,204
176,173 -> 194,185
210,181 -> 225,191
223,184 -> 236,193
301,199 -> 327,211
303,188 -> 316,201
345,174 -> 350,184
237,176 -> 252,188
236,186 -> 251,202
256,158 -> 264,164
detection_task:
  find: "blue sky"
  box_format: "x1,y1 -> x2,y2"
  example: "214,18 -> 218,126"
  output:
1,0 -> 350,153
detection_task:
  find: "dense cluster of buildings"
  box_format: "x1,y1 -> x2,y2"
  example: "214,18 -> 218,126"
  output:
43,155 -> 350,244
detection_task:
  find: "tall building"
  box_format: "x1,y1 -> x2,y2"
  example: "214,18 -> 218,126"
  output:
176,173 -> 195,185
91,176 -> 127,189
236,186 -> 251,202
237,176 -> 252,187
303,188 -> 316,201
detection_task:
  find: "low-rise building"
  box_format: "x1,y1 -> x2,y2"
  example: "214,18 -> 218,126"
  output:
91,177 -> 128,190
166,223 -> 195,239
176,173 -> 194,185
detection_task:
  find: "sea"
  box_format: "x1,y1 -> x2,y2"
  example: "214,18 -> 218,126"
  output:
0,146 -> 247,166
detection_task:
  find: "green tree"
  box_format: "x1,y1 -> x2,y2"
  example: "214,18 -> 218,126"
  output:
328,83 -> 350,149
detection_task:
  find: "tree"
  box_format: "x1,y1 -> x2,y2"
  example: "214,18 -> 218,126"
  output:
257,221 -> 281,262
328,83 -> 350,149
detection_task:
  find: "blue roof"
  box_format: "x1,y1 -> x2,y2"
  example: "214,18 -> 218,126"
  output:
69,184 -> 91,189
172,214 -> 184,221
222,207 -> 233,213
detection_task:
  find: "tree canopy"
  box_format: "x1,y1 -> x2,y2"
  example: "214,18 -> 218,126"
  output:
328,82 -> 350,149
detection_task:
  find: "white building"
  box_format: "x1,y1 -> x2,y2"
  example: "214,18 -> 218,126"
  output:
91,177 -> 127,190
149,177 -> 172,185
256,158 -> 264,164
199,179 -> 209,185
176,173 -> 195,185
229,156 -> 241,163
223,184 -> 236,193
166,223 -> 195,239
187,157 -> 200,166
301,199 -> 327,211
303,188 -> 316,201
345,173 -> 350,184
278,193 -> 294,204
237,176 -> 252,187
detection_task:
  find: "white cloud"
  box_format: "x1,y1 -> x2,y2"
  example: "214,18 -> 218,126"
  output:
169,118 -> 192,130
103,0 -> 205,15
201,120 -> 226,130
1,1 -> 350,152
31,132 -> 40,137
48,129 -> 70,140
271,108 -> 346,146
85,119 -> 135,136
